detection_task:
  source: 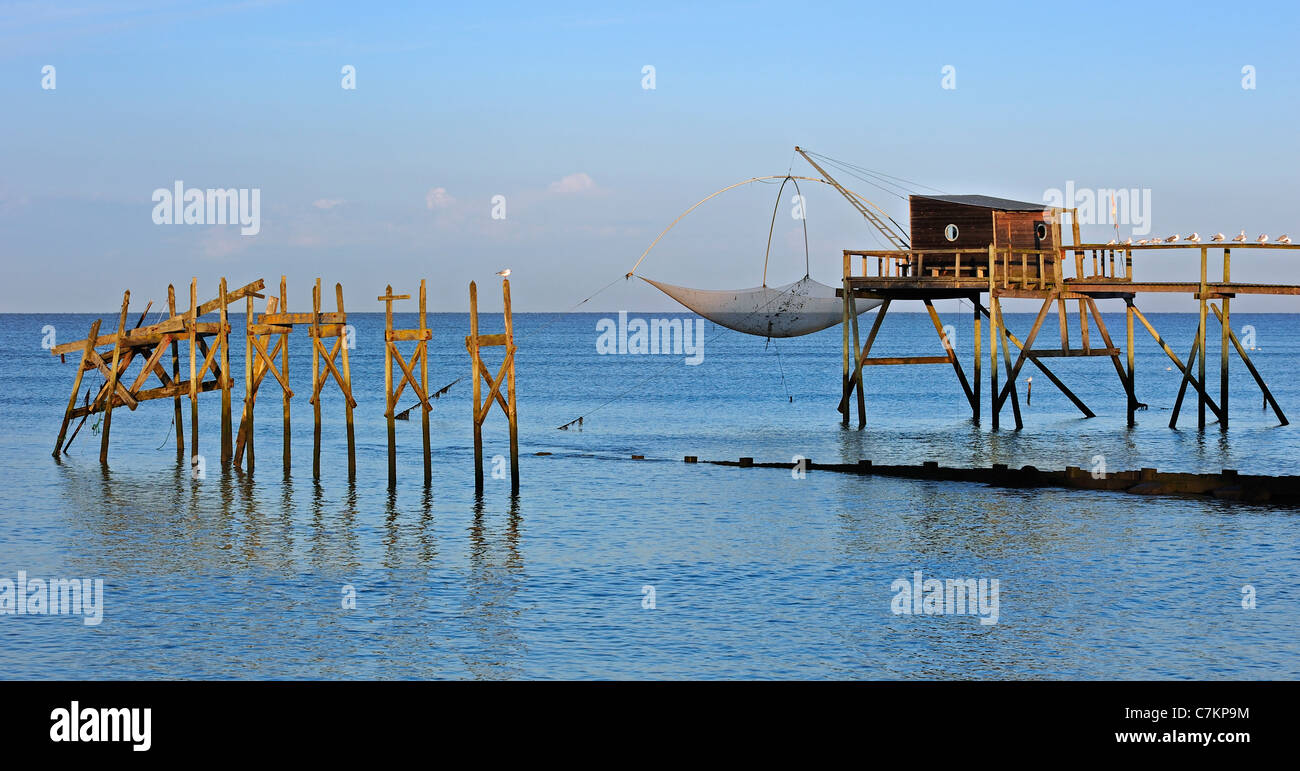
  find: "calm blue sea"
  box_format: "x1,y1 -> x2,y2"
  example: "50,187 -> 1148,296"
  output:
1,309 -> 1297,679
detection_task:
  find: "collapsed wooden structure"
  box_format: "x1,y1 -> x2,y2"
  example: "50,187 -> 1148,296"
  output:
50,276 -> 514,490
839,216 -> 1298,430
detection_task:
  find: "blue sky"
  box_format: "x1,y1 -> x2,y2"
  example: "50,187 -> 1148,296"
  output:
2,0 -> 1297,312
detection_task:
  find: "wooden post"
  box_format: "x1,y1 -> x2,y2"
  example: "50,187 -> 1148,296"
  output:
244,293 -> 255,474
469,281 -> 484,492
189,278 -> 199,465
312,278 -> 322,480
336,283 -> 356,481
219,277 -> 232,466
168,284 -> 184,461
280,276 -> 291,472
972,294 -> 981,424
989,246 -> 999,430
1198,246 -> 1208,429
384,284 -> 397,487
53,319 -> 101,456
848,288 -> 866,428
503,278 -> 519,493
996,302 -> 1024,430
1220,248 -> 1230,429
420,279 -> 432,485
1126,297 -> 1137,427
840,277 -> 851,426
99,291 -> 131,464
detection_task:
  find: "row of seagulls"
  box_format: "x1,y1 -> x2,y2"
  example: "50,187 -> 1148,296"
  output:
1129,230 -> 1289,245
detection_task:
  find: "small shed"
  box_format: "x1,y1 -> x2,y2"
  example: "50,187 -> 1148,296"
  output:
908,194 -> 1058,277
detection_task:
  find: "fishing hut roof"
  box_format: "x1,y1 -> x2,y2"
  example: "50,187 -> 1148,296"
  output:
912,194 -> 1046,211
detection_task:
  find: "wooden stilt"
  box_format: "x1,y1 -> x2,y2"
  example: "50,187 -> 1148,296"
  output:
504,279 -> 519,493
990,295 -> 1000,430
168,285 -> 184,460
312,278 -> 322,480
1220,249 -> 1230,429
219,277 -> 232,466
243,293 -> 255,473
848,287 -> 866,427
280,276 -> 291,473
53,319 -> 102,456
1198,247 -> 1209,429
840,277 -> 851,426
1126,297 -> 1137,426
336,283 -> 356,481
383,284 -> 397,487
99,292 -> 131,464
189,278 -> 199,467
469,281 -> 484,492
972,295 -> 981,424
996,301 -> 1024,430
420,280 -> 432,485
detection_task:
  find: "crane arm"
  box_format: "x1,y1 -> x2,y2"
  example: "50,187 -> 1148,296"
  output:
795,146 -> 911,250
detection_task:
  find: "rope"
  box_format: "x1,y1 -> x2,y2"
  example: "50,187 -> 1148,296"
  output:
555,280 -> 814,429
761,176 -> 811,286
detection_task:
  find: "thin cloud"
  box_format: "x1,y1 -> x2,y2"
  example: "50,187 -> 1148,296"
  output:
548,173 -> 597,194
425,186 -> 455,209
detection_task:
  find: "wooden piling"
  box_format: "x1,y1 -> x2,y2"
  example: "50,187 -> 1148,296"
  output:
469,281 -> 484,491
336,283 -> 356,481
312,278 -> 322,480
972,294 -> 981,424
168,285 -> 184,459
99,291 -> 131,464
1220,248 -> 1230,429
1126,297 -> 1137,426
504,279 -> 519,493
1198,246 -> 1209,429
244,292 -> 255,473
53,319 -> 101,456
280,276 -> 291,472
189,278 -> 199,464
383,284 -> 397,487
219,277 -> 232,466
420,279 -> 431,485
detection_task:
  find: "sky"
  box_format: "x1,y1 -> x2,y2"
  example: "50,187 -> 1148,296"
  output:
2,0 -> 1298,313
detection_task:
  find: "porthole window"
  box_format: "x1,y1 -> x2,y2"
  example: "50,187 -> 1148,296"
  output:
944,224 -> 959,242
1035,223 -> 1049,240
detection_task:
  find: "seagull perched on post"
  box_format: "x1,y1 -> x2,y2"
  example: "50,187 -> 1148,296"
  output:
1279,234 -> 1292,244
1257,234 -> 1269,244
1164,234 -> 1180,243
1232,230 -> 1247,242
1187,232 -> 1201,243
1210,232 -> 1225,242
495,268 -> 511,278
1123,237 -> 1133,245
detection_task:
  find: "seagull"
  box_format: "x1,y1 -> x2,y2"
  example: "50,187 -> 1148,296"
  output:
1164,234 -> 1180,243
1279,234 -> 1292,244
1232,230 -> 1247,242
495,268 -> 511,278
1257,234 -> 1269,244
1210,232 -> 1225,242
1107,238 -> 1117,245
1136,239 -> 1148,245
1123,237 -> 1133,245
1187,232 -> 1201,243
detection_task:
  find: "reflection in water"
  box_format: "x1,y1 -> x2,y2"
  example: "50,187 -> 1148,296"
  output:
461,494 -> 525,679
